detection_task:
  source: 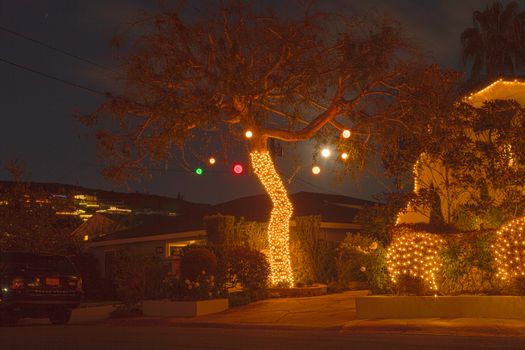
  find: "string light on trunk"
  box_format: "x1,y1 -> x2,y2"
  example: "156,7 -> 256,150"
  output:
250,151 -> 294,286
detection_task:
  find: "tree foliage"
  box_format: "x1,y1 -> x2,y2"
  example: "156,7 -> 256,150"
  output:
381,74 -> 525,227
461,1 -> 525,82
84,2 -> 444,180
0,160 -> 81,255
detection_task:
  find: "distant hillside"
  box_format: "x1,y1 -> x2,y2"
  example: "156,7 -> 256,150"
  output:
0,180 -> 210,214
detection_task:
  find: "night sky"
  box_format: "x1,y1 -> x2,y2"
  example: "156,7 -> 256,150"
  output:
0,0 -> 517,204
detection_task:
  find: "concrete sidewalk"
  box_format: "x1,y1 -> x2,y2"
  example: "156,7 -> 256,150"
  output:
106,290 -> 367,329
101,291 -> 525,337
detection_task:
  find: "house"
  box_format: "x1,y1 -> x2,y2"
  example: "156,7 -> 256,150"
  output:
71,213 -> 130,242
397,78 -> 525,225
87,191 -> 374,276
211,191 -> 372,241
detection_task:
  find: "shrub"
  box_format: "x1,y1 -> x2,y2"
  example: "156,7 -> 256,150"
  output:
203,215 -> 268,250
180,247 -> 217,280
203,214 -> 235,245
494,217 -> 525,288
221,246 -> 270,299
163,271 -> 221,301
228,290 -> 251,307
112,251 -> 149,316
387,226 -> 445,295
395,275 -> 427,296
164,247 -> 224,301
439,231 -> 499,295
353,201 -> 401,245
336,233 -> 389,294
512,276 -> 525,296
290,216 -> 337,285
144,256 -> 169,300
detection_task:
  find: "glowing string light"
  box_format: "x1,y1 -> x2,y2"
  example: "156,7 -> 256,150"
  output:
245,130 -> 253,138
341,152 -> 349,160
312,166 -> 321,175
342,129 -> 351,138
493,216 -> 525,281
250,151 -> 294,285
387,227 -> 444,291
321,148 -> 331,158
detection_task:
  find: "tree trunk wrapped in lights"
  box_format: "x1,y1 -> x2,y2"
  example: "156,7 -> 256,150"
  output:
87,4 -> 440,288
250,151 -> 294,285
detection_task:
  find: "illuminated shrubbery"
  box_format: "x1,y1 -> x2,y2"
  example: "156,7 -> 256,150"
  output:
493,217 -> 525,289
387,226 -> 445,294
336,234 -> 389,294
440,231 -> 499,295
165,247 -> 224,301
180,247 -> 218,280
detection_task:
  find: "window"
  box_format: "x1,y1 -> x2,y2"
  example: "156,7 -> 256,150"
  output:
166,239 -> 205,257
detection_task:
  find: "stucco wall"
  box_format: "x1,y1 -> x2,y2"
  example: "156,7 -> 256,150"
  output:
356,296 -> 525,319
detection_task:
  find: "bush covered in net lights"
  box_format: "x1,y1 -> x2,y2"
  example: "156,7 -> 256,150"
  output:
387,226 -> 445,294
493,217 -> 525,283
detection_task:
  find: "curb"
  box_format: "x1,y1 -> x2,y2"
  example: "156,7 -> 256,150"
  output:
341,320 -> 525,338
102,317 -> 342,332
168,321 -> 342,332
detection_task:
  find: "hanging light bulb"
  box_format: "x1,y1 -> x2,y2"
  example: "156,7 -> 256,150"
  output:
321,148 -> 331,158
233,163 -> 244,175
341,152 -> 349,160
312,166 -> 321,175
342,129 -> 351,138
208,157 -> 216,165
245,130 -> 253,139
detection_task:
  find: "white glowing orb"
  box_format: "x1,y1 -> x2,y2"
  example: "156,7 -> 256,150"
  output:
245,130 -> 253,138
341,152 -> 349,160
312,166 -> 321,175
342,129 -> 351,138
321,148 -> 331,158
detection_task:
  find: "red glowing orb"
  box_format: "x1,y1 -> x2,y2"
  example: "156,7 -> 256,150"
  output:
233,164 -> 244,175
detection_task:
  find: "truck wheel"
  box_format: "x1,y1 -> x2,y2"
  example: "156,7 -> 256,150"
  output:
49,308 -> 72,325
0,308 -> 19,326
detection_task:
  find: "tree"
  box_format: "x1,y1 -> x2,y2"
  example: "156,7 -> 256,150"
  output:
461,1 -> 525,82
0,159 -> 81,255
387,96 -> 525,229
86,3 -> 438,285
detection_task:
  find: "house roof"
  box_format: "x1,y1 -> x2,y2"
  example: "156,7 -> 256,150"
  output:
91,192 -> 374,243
464,77 -> 525,107
209,191 -> 374,223
92,213 -> 205,242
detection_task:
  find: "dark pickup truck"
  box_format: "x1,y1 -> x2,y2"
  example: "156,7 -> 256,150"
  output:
0,252 -> 83,326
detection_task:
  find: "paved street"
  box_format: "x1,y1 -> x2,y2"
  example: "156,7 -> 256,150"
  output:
1,325 -> 525,350
4,291 -> 525,349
